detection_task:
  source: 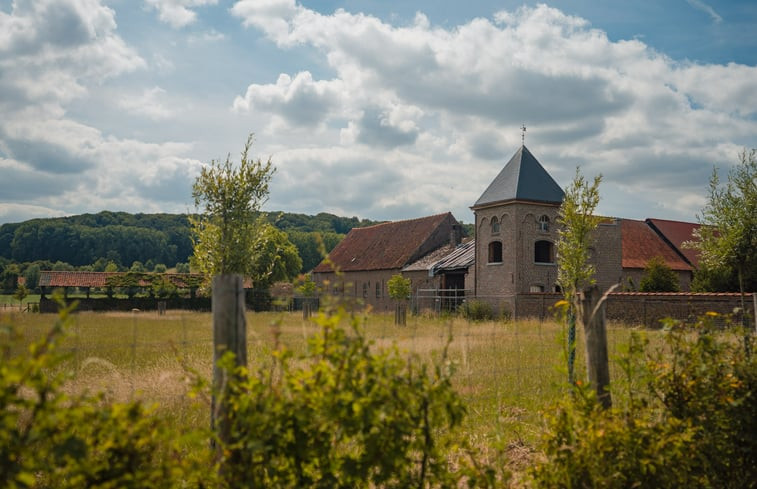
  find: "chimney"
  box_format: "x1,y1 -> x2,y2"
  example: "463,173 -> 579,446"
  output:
450,224 -> 462,247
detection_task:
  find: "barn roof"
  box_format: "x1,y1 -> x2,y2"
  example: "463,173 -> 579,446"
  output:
402,239 -> 475,274
621,219 -> 692,271
313,212 -> 459,273
645,218 -> 702,268
472,145 -> 564,208
38,271 -> 205,288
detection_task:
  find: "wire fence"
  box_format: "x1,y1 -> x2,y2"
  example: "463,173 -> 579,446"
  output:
5,291 -> 752,443
3,300 -> 643,443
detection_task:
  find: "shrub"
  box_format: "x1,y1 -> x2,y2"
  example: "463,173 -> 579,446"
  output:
460,299 -> 495,321
639,256 -> 680,292
531,315 -> 757,488
0,300 -> 213,488
215,305 -> 499,488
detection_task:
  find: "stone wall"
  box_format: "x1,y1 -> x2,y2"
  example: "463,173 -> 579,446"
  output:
605,292 -> 753,327
512,292 -> 755,327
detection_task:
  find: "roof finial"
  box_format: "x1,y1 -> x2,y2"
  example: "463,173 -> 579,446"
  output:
521,124 -> 526,146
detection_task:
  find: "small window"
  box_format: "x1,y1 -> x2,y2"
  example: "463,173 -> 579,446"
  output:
488,241 -> 503,263
491,216 -> 500,234
362,282 -> 369,298
530,285 -> 544,293
375,281 -> 381,298
535,240 -> 554,264
538,215 -> 550,232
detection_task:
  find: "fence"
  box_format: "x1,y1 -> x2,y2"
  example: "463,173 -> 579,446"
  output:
5,287 -> 754,448
407,289 -> 756,328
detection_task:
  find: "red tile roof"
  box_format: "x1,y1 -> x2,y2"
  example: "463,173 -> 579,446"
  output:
38,271 -> 205,288
645,218 -> 702,267
621,219 -> 692,271
313,213 -> 458,273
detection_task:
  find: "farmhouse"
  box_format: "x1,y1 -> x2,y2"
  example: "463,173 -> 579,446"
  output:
312,212 -> 464,312
314,144 -> 704,315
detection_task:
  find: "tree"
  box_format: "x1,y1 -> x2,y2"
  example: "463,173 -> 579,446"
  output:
22,263 -> 41,291
249,223 -> 302,290
639,256 -> 680,292
387,274 -> 411,325
190,134 -> 275,281
690,149 -> 757,321
556,167 -> 603,386
13,283 -> 29,308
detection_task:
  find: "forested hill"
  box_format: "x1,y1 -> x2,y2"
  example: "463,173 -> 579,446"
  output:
0,211 -> 379,273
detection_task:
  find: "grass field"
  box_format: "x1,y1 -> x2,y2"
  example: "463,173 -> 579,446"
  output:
2,305 -> 647,459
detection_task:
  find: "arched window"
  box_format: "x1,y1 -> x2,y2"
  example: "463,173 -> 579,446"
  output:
538,215 -> 550,232
534,240 -> 554,264
488,241 -> 503,263
491,216 -> 500,234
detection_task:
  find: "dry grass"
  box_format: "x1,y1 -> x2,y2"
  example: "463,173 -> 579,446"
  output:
2,307 -> 649,458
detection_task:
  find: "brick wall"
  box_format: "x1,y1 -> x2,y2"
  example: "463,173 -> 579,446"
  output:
512,292 -> 754,327
313,269 -> 406,313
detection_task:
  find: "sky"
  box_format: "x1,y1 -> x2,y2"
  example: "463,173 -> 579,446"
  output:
1,0 -> 756,226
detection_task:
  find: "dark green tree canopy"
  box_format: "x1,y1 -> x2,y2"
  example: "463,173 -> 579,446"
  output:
689,148 -> 757,295
639,256 -> 680,292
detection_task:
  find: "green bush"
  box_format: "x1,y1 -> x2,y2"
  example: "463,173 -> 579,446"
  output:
460,299 -> 495,321
531,315 -> 757,488
0,301 -> 213,488
215,305 -> 499,488
2,298 -> 503,488
639,256 -> 680,292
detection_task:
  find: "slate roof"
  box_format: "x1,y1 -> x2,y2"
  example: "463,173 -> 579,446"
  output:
645,218 -> 702,268
473,145 -> 564,208
621,219 -> 692,271
313,213 -> 458,273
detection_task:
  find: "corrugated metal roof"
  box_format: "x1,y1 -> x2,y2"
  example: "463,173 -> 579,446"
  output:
646,218 -> 701,267
402,239 -> 475,274
313,213 -> 458,273
473,145 -> 564,208
621,219 -> 692,271
430,240 -> 475,274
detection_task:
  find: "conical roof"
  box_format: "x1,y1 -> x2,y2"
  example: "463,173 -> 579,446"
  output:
473,146 -> 564,208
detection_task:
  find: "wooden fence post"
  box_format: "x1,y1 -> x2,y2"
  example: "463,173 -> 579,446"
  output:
581,285 -> 612,409
211,274 -> 247,451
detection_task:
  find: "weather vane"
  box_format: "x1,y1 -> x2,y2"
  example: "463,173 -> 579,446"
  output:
521,124 -> 526,145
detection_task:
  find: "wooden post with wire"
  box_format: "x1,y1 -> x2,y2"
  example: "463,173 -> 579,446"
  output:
211,274 -> 247,453
581,285 -> 612,408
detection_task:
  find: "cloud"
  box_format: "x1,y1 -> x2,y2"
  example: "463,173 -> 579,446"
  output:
233,71 -> 344,127
0,0 -> 144,108
685,0 -> 723,23
187,29 -> 226,43
143,0 -> 219,28
226,2 -> 757,222
352,107 -> 420,149
117,86 -> 176,120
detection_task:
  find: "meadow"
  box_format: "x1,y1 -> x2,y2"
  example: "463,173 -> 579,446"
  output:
2,304 -> 647,463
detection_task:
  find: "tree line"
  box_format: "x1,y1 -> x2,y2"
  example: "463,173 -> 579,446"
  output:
0,210 -> 379,292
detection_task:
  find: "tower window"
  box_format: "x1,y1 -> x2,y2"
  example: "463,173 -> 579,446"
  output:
488,241 -> 503,263
491,216 -> 500,234
535,240 -> 554,264
538,215 -> 550,232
